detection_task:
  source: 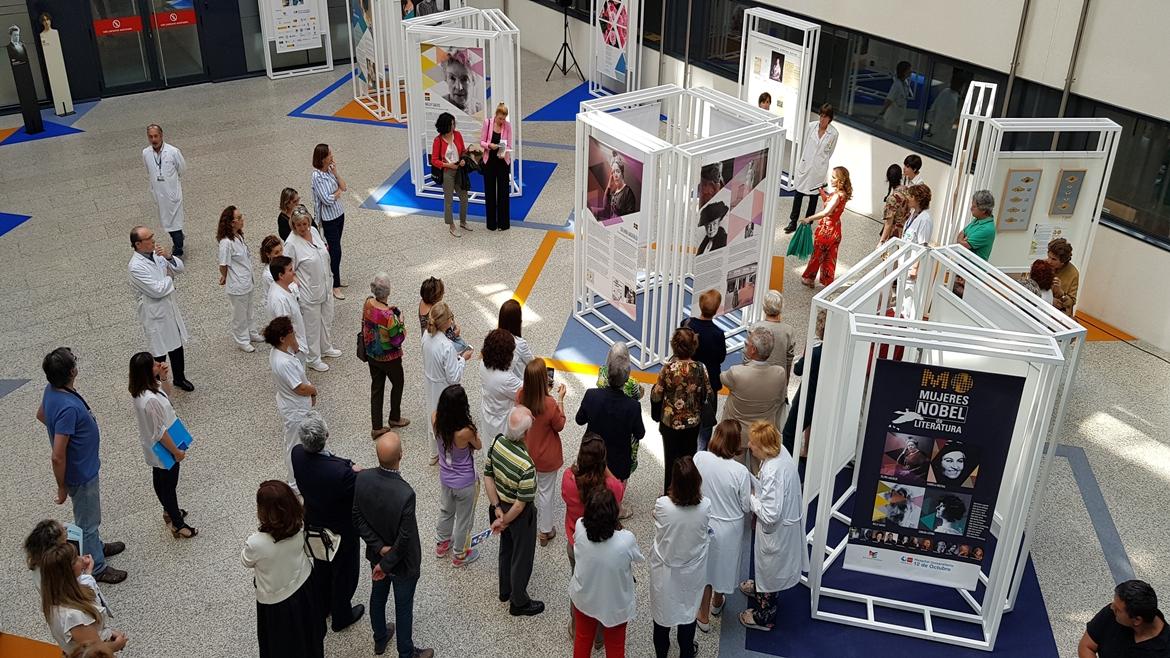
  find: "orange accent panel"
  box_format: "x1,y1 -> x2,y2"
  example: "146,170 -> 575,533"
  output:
0,632 -> 61,657
769,255 -> 785,292
333,98 -> 405,123
1075,312 -> 1135,342
0,127 -> 19,143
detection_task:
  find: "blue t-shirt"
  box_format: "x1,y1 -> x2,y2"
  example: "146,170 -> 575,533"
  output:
42,386 -> 101,487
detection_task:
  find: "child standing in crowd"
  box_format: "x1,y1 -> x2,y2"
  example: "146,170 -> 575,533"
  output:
801,166 -> 853,288
418,276 -> 473,355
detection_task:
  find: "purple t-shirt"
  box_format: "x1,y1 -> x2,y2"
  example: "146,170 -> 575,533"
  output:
436,438 -> 475,489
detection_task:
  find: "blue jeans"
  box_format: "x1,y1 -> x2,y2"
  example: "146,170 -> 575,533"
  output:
68,475 -> 106,574
370,571 -> 418,658
697,425 -> 713,452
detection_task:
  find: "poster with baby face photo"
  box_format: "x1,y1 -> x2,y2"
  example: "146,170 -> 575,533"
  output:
695,148 -> 768,257
585,136 -> 644,230
421,44 -> 486,129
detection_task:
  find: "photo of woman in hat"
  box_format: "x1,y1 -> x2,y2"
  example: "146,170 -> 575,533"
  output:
697,201 -> 729,254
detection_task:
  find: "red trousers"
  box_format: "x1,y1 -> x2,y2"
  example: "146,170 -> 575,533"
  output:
802,239 -> 840,286
573,609 -> 627,658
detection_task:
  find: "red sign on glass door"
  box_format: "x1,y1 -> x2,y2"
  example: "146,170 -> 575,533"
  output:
152,9 -> 197,28
93,15 -> 144,36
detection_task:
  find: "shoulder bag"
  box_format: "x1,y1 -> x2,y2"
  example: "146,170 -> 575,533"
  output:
698,363 -> 717,428
305,526 -> 341,562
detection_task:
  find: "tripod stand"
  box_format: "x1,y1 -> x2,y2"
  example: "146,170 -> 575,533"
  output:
546,4 -> 584,82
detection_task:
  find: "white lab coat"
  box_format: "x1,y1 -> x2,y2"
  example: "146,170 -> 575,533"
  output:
693,451 -> 752,593
649,496 -> 711,627
480,363 -> 522,443
422,329 -> 465,458
791,121 -> 839,194
128,251 -> 188,357
143,143 -> 186,232
751,448 -> 806,593
509,335 -> 534,381
283,229 -> 333,362
882,77 -> 910,134
267,284 -> 307,352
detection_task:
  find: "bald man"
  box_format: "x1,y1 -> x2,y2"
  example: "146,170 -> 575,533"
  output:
353,432 -> 433,657
484,406 -> 543,616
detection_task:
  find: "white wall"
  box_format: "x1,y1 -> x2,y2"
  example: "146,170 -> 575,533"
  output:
1079,227 -> 1170,348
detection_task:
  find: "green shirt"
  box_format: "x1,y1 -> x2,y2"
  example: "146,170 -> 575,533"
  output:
484,434 -> 536,504
963,216 -> 996,260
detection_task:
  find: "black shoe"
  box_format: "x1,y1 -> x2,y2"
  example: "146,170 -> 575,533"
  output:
412,649 -> 435,658
173,378 -> 195,392
332,604 -> 364,632
373,623 -> 396,655
783,222 -> 797,234
103,541 -> 125,557
498,592 -> 510,603
509,600 -> 545,616
93,566 -> 127,584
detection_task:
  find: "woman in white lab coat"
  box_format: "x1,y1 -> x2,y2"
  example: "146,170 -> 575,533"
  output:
650,456 -> 710,658
738,421 -> 806,632
480,329 -> 522,444
283,209 -> 339,372
786,104 -> 839,233
693,420 -> 751,631
262,316 -> 317,494
422,302 -> 471,465
128,226 -> 192,389
217,205 -> 262,353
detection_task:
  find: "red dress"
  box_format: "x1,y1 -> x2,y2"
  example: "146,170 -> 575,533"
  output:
802,189 -> 845,285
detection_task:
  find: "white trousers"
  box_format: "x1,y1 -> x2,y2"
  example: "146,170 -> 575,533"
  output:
281,412 -> 307,493
227,290 -> 256,347
299,296 -> 334,364
536,469 -> 560,535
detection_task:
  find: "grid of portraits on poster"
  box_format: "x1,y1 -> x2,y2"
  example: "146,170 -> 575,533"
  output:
842,359 -> 1025,590
420,43 -> 487,137
595,0 -> 629,83
746,39 -> 801,160
690,148 -> 769,317
583,135 -> 646,321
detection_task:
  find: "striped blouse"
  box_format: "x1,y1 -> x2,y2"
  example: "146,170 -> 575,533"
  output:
311,168 -> 344,222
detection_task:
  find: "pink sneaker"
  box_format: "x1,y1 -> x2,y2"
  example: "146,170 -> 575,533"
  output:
452,549 -> 480,567
435,539 -> 451,558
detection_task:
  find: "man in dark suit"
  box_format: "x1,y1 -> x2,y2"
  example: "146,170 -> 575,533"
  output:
291,411 -> 364,632
353,431 -> 433,658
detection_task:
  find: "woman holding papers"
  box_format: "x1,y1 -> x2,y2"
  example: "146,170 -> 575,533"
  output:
129,351 -> 197,539
480,103 -> 513,231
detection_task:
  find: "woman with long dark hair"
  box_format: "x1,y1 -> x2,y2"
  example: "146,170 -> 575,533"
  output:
129,351 -> 196,539
433,384 -> 482,566
217,205 -> 260,352
650,457 -> 710,658
878,163 -> 909,244
498,298 -> 533,379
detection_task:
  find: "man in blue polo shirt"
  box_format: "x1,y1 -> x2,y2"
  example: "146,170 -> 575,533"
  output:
36,347 -> 127,584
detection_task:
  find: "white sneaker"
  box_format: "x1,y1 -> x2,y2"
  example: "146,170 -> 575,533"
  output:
249,333 -> 264,343
323,348 -> 343,358
308,360 -> 330,372
238,343 -> 256,353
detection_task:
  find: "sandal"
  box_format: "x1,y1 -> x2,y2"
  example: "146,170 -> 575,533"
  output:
449,226 -> 462,238
739,609 -> 773,631
538,530 -> 556,547
172,526 -> 198,539
163,509 -> 188,526
460,222 -> 473,232
711,595 -> 725,617
738,579 -> 757,597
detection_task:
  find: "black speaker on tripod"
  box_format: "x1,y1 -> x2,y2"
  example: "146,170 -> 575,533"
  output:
546,0 -> 584,82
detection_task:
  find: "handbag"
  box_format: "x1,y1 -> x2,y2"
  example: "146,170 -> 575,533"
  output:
698,363 -> 717,428
356,330 -> 368,362
432,161 -> 444,185
304,526 -> 340,562
650,395 -> 663,423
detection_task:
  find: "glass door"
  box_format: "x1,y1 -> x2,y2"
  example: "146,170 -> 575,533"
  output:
89,0 -> 206,93
149,0 -> 205,83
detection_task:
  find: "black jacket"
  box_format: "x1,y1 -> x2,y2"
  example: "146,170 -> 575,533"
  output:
683,317 -> 728,392
291,445 -> 356,536
352,468 -> 421,579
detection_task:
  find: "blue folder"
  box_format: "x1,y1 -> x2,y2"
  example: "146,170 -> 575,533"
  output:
152,417 -> 193,469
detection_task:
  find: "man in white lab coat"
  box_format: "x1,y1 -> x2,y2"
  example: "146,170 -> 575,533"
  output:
785,104 -> 839,234
128,226 -> 193,391
142,124 -> 187,257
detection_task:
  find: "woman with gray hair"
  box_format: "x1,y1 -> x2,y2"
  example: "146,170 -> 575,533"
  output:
750,290 -> 795,373
362,272 -> 409,439
595,341 -> 644,399
284,208 -> 340,372
576,341 -> 647,492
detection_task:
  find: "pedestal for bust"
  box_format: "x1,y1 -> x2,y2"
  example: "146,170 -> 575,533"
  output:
40,28 -> 73,116
7,41 -> 44,134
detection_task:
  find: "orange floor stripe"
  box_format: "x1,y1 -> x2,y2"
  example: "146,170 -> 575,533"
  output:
1075,311 -> 1136,342
0,127 -> 19,143
513,231 -> 573,305
333,98 -> 405,123
544,357 -> 659,385
0,632 -> 60,657
769,254 -> 785,293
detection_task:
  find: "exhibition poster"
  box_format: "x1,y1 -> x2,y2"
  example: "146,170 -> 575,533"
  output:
421,44 -> 486,137
998,169 -> 1042,232
748,39 -> 801,138
402,0 -> 451,19
691,148 -> 769,317
596,0 -> 629,83
272,0 -> 321,53
843,359 -> 1025,590
583,135 -> 645,320
1049,169 -> 1086,216
351,0 -> 381,93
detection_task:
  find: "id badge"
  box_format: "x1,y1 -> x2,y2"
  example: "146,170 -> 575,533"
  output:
157,175 -> 165,182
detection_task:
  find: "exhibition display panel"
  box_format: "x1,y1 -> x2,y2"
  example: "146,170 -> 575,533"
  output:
935,81 -> 998,245
259,0 -> 333,80
736,7 -> 819,188
405,7 -> 522,201
800,239 -> 1085,651
588,0 -> 642,97
573,85 -> 784,368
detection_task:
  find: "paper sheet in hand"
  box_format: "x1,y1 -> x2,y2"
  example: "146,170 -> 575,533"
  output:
469,527 -> 494,548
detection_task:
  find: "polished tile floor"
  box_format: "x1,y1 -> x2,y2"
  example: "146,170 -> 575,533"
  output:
1,48 -> 1168,658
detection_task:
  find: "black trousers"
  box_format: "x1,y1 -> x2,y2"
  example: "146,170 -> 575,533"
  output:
483,158 -> 511,230
321,214 -> 344,288
491,502 -> 536,607
151,463 -> 185,529
660,424 -> 700,495
153,346 -> 186,381
788,191 -> 820,223
368,359 -> 404,429
312,530 -> 360,623
653,621 -> 697,658
168,230 -> 185,256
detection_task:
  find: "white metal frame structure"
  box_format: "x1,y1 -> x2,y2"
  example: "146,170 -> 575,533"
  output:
573,85 -> 785,368
736,7 -> 819,189
801,239 -> 1085,651
588,0 -> 643,97
259,0 -> 333,80
934,81 -> 998,245
405,7 -> 522,201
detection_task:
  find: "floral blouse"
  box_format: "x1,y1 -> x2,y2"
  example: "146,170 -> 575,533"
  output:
881,186 -> 911,242
814,188 -> 845,245
363,299 -> 405,361
651,359 -> 711,430
596,365 -> 644,400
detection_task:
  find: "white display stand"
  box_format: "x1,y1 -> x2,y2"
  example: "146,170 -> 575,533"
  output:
404,7 -> 522,201
934,81 -> 998,245
574,85 -> 784,368
259,0 -> 333,80
801,239 -> 1085,651
588,0 -> 642,97
39,26 -> 73,116
736,7 -> 819,189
